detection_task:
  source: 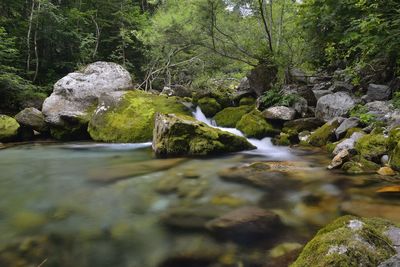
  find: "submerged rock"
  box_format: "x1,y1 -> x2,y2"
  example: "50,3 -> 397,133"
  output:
213,105 -> 253,127
291,216 -> 399,267
14,107 -> 48,133
236,109 -> 279,138
0,115 -> 20,142
152,113 -> 255,157
42,62 -> 133,140
315,92 -> 356,122
88,90 -> 190,143
206,206 -> 282,241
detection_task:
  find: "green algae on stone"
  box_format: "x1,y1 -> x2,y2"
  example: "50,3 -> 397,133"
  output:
236,109 -> 279,139
0,115 -> 20,142
308,119 -> 340,147
88,90 -> 190,143
214,105 -> 253,127
198,97 -> 222,117
153,113 -> 255,157
355,134 -> 388,161
291,216 -> 397,267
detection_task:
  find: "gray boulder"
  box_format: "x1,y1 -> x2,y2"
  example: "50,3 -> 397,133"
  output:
247,63 -> 277,96
363,84 -> 391,102
15,107 -> 48,133
42,62 -> 133,139
335,117 -> 360,139
316,92 -> 356,122
365,101 -> 393,118
331,81 -> 354,93
333,133 -> 364,156
262,106 -> 296,121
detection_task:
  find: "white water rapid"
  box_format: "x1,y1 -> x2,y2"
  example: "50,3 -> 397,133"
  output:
193,106 -> 294,160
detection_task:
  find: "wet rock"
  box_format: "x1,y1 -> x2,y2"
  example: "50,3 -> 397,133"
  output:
342,157 -> 380,174
161,85 -> 192,97
0,115 -> 20,142
341,201 -> 400,223
206,206 -> 282,240
377,167 -> 396,176
308,118 -> 341,147
315,92 -> 356,122
364,84 -> 392,102
328,149 -> 350,169
89,158 -> 187,183
291,216 -> 399,267
262,106 -> 296,121
218,162 -> 301,189
160,205 -> 227,230
153,113 -> 255,157
88,90 -> 190,142
335,117 -> 360,139
236,110 -> 279,139
213,105 -> 253,128
14,108 -> 48,133
197,97 -> 221,117
43,62 -> 132,140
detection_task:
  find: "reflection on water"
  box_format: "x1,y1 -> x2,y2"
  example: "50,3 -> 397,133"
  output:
0,142 -> 399,267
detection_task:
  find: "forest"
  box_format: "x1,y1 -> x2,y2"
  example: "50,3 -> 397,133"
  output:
1,1 -> 400,267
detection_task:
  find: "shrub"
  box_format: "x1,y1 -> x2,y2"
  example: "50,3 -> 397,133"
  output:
258,89 -> 297,110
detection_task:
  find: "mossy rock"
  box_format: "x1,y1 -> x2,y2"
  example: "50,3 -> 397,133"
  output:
213,105 -> 253,128
291,216 -> 398,267
153,113 -> 255,157
308,120 -> 340,147
236,110 -> 279,139
390,142 -> 400,171
355,134 -> 388,161
388,126 -> 400,151
239,97 -> 256,106
0,115 -> 20,142
326,142 -> 339,155
388,127 -> 400,171
272,133 -> 291,146
198,97 -> 222,117
342,156 -> 380,174
344,127 -> 364,139
88,90 -> 190,143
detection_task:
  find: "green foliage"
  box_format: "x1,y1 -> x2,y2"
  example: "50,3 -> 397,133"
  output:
350,104 -> 376,124
259,89 -> 297,110
392,92 -> 400,109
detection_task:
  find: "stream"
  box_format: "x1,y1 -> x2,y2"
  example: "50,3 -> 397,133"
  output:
0,109 -> 398,267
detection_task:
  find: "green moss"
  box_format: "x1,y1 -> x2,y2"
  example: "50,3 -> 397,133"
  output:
344,127 -> 364,138
291,216 -> 396,267
198,97 -> 222,117
355,134 -> 388,161
236,109 -> 279,138
239,97 -> 256,106
342,156 -> 380,174
213,105 -> 253,127
326,142 -> 339,154
0,115 -> 20,142
388,127 -> 400,151
308,120 -> 340,147
272,133 -> 291,146
88,91 -> 190,143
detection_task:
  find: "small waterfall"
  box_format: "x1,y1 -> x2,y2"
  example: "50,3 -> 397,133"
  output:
193,106 -> 293,159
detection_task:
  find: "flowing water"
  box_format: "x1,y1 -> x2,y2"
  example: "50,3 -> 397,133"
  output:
0,109 -> 399,267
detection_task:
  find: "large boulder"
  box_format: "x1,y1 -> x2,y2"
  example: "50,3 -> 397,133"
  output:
42,62 -> 133,139
0,115 -> 20,142
363,84 -> 391,102
152,113 -> 255,157
236,110 -> 279,138
88,90 -> 190,143
15,107 -> 48,133
315,92 -> 356,122
262,106 -> 296,121
197,97 -> 221,117
213,105 -> 253,128
291,216 -> 399,267
247,63 -> 278,96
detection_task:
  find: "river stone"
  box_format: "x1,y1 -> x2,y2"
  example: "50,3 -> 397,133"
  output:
316,92 -> 356,122
335,117 -> 360,139
364,84 -> 392,102
152,113 -> 255,157
263,106 -> 296,121
328,149 -> 350,169
42,62 -> 133,139
88,90 -> 190,142
15,107 -> 48,133
332,132 -> 364,156
206,206 -> 282,240
0,115 -> 20,142
291,216 -> 399,267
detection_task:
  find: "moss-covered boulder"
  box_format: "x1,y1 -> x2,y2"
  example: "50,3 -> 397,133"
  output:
282,117 -> 324,142
342,156 -> 380,174
236,110 -> 279,139
0,115 -> 20,142
88,91 -> 190,143
355,134 -> 388,161
197,97 -> 222,117
308,119 -> 341,147
153,113 -> 255,157
291,216 -> 399,267
213,105 -> 253,128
